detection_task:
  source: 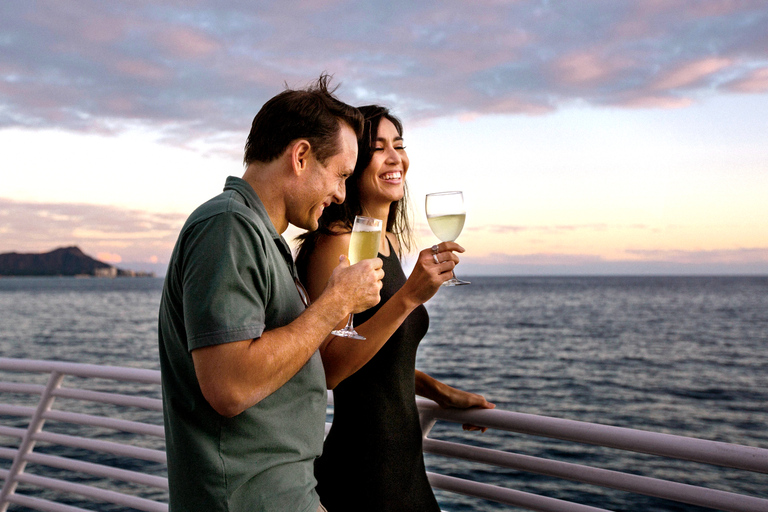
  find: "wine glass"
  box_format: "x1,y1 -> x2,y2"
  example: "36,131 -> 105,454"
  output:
426,191 -> 470,286
331,215 -> 383,339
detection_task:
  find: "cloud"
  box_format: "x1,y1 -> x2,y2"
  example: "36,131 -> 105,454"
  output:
1,0 -> 767,143
626,247 -> 768,264
155,27 -> 222,60
0,198 -> 186,264
651,57 -> 733,90
466,223 -> 655,235
97,252 -> 123,264
723,67 -> 768,93
460,247 -> 768,275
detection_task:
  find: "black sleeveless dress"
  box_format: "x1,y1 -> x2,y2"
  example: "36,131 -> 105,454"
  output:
315,243 -> 440,512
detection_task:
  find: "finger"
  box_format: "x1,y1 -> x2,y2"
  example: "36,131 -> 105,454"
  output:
443,242 -> 466,253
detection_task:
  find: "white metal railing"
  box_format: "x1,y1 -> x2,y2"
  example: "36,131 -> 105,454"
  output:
417,400 -> 768,512
0,358 -> 166,512
2,358 -> 767,512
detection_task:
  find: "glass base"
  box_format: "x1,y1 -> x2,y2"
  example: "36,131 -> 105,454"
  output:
442,277 -> 471,286
331,327 -> 366,340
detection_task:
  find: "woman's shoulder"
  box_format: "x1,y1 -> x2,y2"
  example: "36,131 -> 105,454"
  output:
307,223 -> 350,258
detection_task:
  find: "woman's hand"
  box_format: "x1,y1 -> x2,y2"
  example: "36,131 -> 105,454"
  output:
415,370 -> 495,432
434,384 -> 496,432
401,242 -> 465,306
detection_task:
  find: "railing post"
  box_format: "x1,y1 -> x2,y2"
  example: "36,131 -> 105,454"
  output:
419,406 -> 438,440
0,371 -> 65,511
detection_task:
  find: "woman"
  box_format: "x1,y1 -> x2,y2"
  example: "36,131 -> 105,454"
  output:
296,105 -> 494,512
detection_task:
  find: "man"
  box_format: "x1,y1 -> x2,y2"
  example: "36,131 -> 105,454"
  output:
158,75 -> 384,512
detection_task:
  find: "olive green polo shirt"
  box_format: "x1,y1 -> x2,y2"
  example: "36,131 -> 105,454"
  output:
159,176 -> 326,512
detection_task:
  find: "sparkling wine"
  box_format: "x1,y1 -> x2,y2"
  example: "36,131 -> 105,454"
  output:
348,228 -> 380,264
332,215 -> 383,340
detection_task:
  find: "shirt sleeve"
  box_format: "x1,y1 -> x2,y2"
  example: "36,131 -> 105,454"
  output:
180,211 -> 269,351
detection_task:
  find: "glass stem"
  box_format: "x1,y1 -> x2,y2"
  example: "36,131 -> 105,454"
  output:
344,313 -> 355,331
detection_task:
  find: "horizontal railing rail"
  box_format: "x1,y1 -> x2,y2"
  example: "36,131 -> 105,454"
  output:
2,358 -> 767,512
0,358 -> 167,512
417,400 -> 768,512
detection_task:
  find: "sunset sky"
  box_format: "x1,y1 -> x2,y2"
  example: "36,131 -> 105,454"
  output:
2,1 -> 767,275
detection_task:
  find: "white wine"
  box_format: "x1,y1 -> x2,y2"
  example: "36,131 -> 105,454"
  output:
331,216 -> 382,340
348,229 -> 380,264
427,213 -> 465,242
425,191 -> 470,286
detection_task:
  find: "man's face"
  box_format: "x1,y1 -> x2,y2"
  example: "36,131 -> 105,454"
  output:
291,123 -> 358,231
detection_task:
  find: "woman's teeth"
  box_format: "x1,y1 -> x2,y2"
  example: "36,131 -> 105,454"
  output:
382,172 -> 402,181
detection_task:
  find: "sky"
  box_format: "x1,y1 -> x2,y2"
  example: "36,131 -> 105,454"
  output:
1,0 -> 767,276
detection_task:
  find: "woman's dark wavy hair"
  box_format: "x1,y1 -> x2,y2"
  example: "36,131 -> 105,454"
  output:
295,105 -> 414,282
244,73 -> 363,166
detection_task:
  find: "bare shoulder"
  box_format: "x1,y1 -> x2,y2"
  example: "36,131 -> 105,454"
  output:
314,223 -> 351,255
303,224 -> 351,300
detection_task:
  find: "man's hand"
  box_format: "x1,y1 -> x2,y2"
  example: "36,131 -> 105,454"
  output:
325,255 -> 384,315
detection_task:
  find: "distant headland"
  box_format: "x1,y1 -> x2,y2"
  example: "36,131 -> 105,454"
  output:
0,246 -> 155,278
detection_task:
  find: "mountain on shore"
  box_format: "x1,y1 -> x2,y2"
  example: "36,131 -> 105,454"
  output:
0,246 -> 154,277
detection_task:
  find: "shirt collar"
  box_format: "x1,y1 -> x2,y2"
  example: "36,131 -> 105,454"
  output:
223,175 -> 298,278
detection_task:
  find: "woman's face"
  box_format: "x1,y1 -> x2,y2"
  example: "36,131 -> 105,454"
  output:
359,117 -> 409,208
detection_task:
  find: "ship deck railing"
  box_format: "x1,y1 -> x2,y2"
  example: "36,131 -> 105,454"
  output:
1,357 -> 767,512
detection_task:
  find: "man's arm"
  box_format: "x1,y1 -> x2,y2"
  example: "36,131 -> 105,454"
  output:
193,256 -> 383,417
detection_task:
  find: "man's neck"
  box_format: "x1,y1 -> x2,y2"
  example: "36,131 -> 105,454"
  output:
242,162 -> 288,234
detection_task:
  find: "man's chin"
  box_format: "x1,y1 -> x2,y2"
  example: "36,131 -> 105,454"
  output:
301,217 -> 319,232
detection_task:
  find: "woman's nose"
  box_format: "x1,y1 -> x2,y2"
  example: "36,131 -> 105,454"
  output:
385,146 -> 401,163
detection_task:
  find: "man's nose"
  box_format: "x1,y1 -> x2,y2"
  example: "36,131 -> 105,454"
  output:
334,181 -> 346,204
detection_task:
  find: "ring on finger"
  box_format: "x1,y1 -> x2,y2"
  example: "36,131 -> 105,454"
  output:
433,253 -> 440,265
431,244 -> 439,254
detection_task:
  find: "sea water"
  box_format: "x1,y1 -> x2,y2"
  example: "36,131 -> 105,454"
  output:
1,275 -> 767,511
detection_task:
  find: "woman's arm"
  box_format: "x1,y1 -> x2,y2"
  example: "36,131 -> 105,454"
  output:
415,369 -> 495,431
304,232 -> 463,389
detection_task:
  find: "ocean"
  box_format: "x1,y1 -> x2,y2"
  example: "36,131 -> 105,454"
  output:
1,275 -> 767,511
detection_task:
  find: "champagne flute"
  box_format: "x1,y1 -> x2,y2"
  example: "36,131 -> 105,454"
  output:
426,191 -> 470,286
331,215 -> 383,340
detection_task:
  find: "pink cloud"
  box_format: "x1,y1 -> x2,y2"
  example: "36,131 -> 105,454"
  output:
0,198 -> 185,265
723,67 -> 768,93
97,252 -> 123,264
652,57 -> 733,90
618,95 -> 694,109
113,59 -> 170,82
553,52 -> 618,85
475,252 -> 605,266
628,248 -> 768,264
23,5 -> 127,44
478,97 -> 554,116
636,0 -> 753,19
78,15 -> 128,44
156,28 -> 221,59
3,1 -> 767,135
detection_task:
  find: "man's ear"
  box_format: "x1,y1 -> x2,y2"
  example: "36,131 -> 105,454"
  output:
291,140 -> 312,176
